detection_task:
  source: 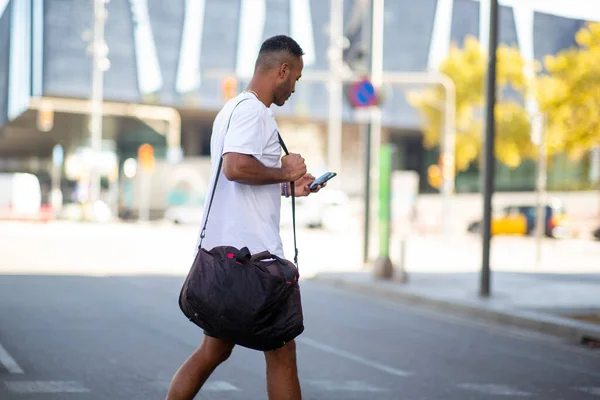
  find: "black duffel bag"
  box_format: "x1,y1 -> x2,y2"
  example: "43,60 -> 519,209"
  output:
179,246 -> 303,351
178,99 -> 304,351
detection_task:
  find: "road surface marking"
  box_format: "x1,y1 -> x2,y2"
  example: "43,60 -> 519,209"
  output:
0,343 -> 23,374
204,381 -> 239,391
297,337 -> 413,377
457,384 -> 533,396
320,283 -> 600,360
153,380 -> 239,392
4,381 -> 90,394
306,380 -> 387,392
579,387 -> 600,396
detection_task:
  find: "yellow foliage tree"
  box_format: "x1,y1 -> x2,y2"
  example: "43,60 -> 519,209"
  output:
408,36 -> 537,172
538,22 -> 600,160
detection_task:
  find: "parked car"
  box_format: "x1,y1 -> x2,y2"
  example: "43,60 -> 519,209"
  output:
467,201 -> 570,238
0,172 -> 42,220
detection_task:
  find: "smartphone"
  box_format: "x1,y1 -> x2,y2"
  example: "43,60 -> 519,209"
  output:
309,172 -> 337,190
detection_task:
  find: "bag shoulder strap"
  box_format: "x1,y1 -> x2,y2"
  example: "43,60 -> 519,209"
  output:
199,98 -> 249,246
198,101 -> 300,268
277,133 -> 298,267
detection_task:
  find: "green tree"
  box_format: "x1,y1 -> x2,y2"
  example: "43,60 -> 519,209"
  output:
538,22 -> 600,160
408,36 -> 537,172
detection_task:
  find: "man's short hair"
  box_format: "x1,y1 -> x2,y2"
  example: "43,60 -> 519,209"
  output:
255,35 -> 305,70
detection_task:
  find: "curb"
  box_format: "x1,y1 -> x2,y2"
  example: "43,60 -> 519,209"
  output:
313,275 -> 600,344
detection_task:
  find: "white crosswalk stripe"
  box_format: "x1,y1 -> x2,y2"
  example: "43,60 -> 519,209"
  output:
0,343 -> 23,374
297,337 -> 413,377
306,380 -> 387,392
4,381 -> 90,394
204,381 -> 240,391
152,380 -> 239,392
579,387 -> 600,396
457,383 -> 533,396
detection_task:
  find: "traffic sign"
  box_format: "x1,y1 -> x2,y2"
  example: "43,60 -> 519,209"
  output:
348,78 -> 379,108
138,143 -> 155,172
221,77 -> 238,102
37,102 -> 54,132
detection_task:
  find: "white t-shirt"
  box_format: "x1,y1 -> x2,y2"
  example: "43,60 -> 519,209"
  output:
194,92 -> 285,258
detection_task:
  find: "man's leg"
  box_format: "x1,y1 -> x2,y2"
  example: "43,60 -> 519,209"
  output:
166,335 -> 235,400
264,340 -> 301,400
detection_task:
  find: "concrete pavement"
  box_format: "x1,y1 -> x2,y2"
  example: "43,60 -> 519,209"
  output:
2,220 -> 600,277
0,275 -> 599,399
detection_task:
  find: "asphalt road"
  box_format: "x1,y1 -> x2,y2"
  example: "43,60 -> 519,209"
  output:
0,274 -> 599,400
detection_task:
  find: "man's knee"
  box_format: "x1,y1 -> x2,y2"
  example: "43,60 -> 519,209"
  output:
265,340 -> 297,366
201,336 -> 234,365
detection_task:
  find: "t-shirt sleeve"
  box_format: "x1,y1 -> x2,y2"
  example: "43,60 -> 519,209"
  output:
222,103 -> 264,157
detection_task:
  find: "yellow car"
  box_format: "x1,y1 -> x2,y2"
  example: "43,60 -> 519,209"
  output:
467,203 -> 569,238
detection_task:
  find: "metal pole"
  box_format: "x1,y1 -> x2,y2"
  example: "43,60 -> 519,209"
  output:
89,0 -> 107,206
533,114 -> 547,265
481,0 -> 499,298
373,143 -> 394,279
138,171 -> 151,222
363,124 -> 372,263
440,77 -> 456,234
368,0 -> 384,263
362,0 -> 373,264
327,0 -> 344,188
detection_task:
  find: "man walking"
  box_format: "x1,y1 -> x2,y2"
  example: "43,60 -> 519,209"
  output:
166,35 -> 322,400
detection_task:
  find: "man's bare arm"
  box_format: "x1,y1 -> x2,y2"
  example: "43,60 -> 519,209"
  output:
222,153 -> 306,185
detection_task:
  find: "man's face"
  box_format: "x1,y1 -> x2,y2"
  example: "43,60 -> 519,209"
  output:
273,56 -> 303,107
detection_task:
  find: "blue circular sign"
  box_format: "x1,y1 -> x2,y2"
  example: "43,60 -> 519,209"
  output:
349,78 -> 379,108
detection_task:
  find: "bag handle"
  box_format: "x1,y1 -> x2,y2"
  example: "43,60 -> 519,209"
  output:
251,250 -> 285,264
251,251 -> 297,282
199,98 -> 249,247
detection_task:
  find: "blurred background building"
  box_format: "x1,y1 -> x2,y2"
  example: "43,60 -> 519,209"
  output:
0,0 -> 597,221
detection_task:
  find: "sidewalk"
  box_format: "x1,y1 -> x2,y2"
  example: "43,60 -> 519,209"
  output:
313,270 -> 600,343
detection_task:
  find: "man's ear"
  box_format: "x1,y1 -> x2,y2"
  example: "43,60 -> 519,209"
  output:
279,63 -> 290,79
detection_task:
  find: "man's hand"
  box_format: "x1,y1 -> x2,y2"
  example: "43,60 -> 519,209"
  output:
293,173 -> 327,197
281,154 -> 307,182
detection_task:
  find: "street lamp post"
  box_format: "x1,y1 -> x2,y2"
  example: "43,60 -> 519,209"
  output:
481,0 -> 499,297
88,0 -> 109,207
327,0 -> 345,189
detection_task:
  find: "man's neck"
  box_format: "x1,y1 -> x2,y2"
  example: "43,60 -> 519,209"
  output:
246,80 -> 272,108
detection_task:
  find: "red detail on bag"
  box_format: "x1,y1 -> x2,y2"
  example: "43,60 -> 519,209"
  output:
227,253 -> 234,259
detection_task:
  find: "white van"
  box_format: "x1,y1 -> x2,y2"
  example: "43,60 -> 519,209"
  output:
0,173 -> 42,218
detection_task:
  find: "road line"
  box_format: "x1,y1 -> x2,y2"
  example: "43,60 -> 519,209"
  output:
204,381 -> 239,391
578,387 -> 600,396
297,337 -> 413,377
0,343 -> 24,374
4,381 -> 90,394
153,380 -> 239,392
315,282 -> 600,360
457,383 -> 533,397
495,348 -> 600,378
306,380 -> 388,392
